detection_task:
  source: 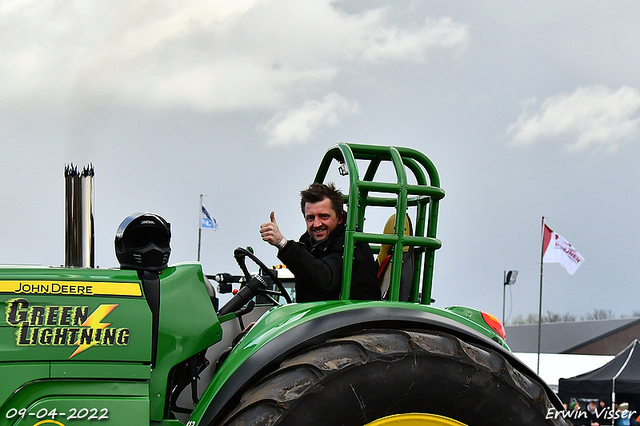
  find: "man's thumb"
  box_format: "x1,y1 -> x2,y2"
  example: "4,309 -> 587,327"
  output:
270,211 -> 276,223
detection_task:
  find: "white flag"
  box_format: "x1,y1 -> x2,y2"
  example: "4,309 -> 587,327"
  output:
543,224 -> 584,275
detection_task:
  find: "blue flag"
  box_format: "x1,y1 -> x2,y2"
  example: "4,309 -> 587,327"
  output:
201,205 -> 217,230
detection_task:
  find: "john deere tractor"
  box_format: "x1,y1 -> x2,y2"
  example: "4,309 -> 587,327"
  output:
0,144 -> 570,426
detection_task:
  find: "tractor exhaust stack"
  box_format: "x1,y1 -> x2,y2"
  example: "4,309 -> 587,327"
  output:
64,164 -> 95,268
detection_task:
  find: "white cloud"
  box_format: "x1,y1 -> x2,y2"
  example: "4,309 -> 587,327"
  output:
0,0 -> 468,119
507,85 -> 640,153
261,92 -> 360,146
356,16 -> 468,63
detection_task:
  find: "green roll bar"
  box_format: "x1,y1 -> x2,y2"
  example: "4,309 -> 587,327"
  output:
314,143 -> 445,304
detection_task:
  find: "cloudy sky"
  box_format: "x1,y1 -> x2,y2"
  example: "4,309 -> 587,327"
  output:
1,0 -> 639,324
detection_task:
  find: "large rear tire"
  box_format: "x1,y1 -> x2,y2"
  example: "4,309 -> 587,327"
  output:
218,329 -> 570,426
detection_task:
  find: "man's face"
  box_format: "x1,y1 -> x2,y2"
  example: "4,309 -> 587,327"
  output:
304,197 -> 342,242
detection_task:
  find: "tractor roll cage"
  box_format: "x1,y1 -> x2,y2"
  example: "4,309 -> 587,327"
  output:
314,143 -> 445,304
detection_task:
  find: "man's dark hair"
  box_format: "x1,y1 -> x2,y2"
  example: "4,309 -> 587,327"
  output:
300,182 -> 343,215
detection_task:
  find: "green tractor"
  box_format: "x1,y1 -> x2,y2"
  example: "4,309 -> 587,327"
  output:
0,144 -> 569,426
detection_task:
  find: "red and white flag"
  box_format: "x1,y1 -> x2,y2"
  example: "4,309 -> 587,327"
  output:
542,224 -> 585,275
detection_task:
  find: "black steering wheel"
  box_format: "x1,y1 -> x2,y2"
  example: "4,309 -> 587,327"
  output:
233,247 -> 292,304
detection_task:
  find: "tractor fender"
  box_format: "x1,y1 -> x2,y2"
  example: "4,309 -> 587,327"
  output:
189,301 -> 560,426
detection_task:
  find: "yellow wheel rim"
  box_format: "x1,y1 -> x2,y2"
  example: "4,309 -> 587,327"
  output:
365,413 -> 468,426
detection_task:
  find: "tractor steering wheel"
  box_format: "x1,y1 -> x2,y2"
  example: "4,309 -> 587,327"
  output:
233,247 -> 292,304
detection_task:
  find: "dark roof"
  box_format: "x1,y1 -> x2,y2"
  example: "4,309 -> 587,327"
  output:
505,317 -> 640,353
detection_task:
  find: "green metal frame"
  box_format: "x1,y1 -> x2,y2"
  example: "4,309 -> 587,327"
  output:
314,143 -> 445,304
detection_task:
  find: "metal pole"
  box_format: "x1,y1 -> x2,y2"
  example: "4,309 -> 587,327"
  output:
503,271 -> 507,325
537,216 -> 545,375
197,194 -> 203,261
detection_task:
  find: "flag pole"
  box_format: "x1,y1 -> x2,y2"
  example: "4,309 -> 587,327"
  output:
537,216 -> 545,374
197,194 -> 203,261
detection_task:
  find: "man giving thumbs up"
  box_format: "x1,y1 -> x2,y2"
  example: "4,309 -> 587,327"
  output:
260,182 -> 379,302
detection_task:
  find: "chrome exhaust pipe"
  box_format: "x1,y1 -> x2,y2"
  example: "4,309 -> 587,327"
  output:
64,164 -> 95,268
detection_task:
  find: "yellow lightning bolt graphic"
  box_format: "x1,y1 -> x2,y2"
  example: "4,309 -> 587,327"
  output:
69,304 -> 119,359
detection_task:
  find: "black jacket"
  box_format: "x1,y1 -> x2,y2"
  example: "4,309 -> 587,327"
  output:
277,221 -> 380,302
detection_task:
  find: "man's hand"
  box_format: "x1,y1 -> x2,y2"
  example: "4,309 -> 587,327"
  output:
260,211 -> 285,247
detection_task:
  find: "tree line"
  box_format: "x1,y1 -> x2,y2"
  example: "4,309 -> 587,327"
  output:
508,309 -> 640,325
